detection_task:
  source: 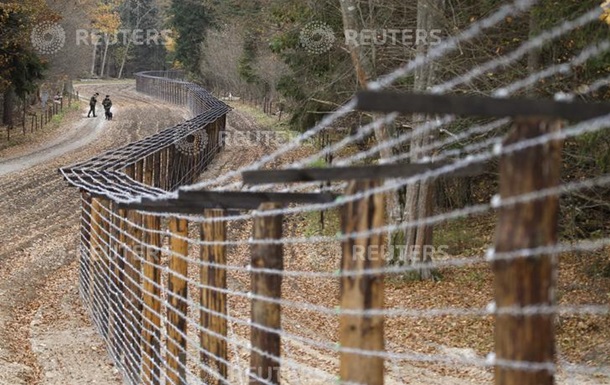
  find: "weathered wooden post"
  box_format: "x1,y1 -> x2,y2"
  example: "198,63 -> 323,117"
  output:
200,209 -> 228,384
250,202 -> 283,385
124,164 -> 142,383
80,191 -> 92,299
108,201 -> 123,358
98,198 -> 111,338
88,197 -> 102,310
142,158 -> 162,385
493,118 -> 562,385
167,217 -> 189,385
339,180 -> 385,385
153,151 -> 161,188
115,207 -> 128,358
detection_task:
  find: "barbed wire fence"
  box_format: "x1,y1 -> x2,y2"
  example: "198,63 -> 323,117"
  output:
59,2 -> 610,385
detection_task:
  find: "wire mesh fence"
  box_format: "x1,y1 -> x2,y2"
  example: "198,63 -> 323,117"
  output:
58,2 -> 610,385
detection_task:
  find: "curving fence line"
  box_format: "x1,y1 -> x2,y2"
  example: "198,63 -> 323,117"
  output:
58,71 -> 232,385
60,70 -> 230,200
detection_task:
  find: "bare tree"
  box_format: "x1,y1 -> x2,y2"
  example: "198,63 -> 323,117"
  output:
401,0 -> 446,279
339,0 -> 392,160
117,0 -> 155,79
339,1 -> 404,264
254,54 -> 289,101
199,25 -> 247,94
91,40 -> 99,76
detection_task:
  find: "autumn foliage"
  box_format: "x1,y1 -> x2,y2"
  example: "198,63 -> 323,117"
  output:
0,0 -> 59,94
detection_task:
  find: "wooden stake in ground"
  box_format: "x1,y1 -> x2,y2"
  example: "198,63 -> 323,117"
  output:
109,202 -> 124,359
493,118 -> 562,385
250,203 -> 283,385
142,158 -> 162,385
339,180 -> 385,385
88,197 -> 102,311
98,198 -> 111,338
124,165 -> 142,384
167,217 -> 189,385
200,209 -> 228,384
113,207 -> 128,360
80,191 -> 92,298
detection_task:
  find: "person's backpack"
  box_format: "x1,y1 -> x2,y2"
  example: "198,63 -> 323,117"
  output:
90,96 -> 96,106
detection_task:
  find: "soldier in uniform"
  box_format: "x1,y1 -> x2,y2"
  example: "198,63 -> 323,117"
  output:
102,95 -> 113,120
87,92 -> 99,117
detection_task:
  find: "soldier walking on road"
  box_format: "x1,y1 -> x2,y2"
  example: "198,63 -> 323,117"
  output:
87,93 -> 99,117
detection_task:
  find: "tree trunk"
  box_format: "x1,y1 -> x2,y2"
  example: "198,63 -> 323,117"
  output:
100,34 -> 110,78
118,38 -> 133,79
339,0 -> 399,262
63,79 -> 74,95
401,0 -> 445,278
339,0 -> 390,159
91,41 -> 98,76
2,89 -> 15,128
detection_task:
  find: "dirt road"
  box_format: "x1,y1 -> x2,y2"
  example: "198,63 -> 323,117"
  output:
0,81 -> 189,385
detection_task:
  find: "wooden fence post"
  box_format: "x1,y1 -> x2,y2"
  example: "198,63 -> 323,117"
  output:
88,197 -> 102,311
493,118 -> 562,385
80,191 -> 92,299
115,207 -> 128,359
98,198 -> 111,338
339,180 -> 385,385
109,202 -> 124,359
142,158 -> 162,385
153,151 -> 161,188
250,202 -> 283,385
168,217 -> 189,385
124,164 -> 142,384
200,209 -> 228,384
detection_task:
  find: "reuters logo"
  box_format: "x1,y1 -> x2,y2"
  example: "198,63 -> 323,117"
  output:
31,21 -> 66,55
173,126 -> 209,156
300,21 -> 335,55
